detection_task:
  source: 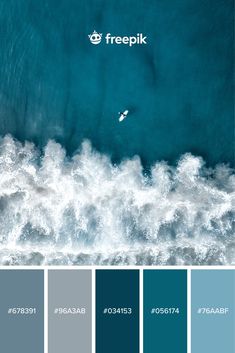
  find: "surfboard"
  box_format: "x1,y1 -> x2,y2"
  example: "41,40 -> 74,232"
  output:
119,110 -> 129,122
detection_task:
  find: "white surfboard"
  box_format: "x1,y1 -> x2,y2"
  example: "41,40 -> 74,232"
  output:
119,110 -> 129,122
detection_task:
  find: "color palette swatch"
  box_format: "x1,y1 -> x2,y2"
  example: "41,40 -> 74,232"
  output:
96,270 -> 139,353
0,269 -> 234,352
144,270 -> 187,353
48,270 -> 92,353
191,270 -> 235,353
0,270 -> 44,353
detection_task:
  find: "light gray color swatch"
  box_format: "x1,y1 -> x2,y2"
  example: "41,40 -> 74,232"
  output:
48,270 -> 92,353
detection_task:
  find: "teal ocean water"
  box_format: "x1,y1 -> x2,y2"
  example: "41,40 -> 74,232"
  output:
0,0 -> 234,265
0,0 -> 233,165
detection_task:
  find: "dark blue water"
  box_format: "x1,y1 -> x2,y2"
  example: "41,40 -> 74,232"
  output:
0,0 -> 233,166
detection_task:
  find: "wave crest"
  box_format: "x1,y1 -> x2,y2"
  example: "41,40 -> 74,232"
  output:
0,135 -> 234,265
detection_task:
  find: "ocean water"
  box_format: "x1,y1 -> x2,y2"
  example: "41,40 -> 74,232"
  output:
0,0 -> 234,265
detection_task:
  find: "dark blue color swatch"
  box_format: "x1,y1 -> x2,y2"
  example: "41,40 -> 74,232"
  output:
96,270 -> 139,353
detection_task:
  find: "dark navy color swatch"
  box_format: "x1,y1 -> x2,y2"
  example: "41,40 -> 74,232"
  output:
96,270 -> 139,353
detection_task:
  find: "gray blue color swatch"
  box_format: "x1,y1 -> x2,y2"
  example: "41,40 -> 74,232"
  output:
0,270 -> 44,353
0,0 -> 234,265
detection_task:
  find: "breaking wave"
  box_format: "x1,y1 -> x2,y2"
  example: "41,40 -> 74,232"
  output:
0,135 -> 234,265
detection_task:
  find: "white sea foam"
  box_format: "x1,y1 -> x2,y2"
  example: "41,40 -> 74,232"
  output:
0,135 -> 234,265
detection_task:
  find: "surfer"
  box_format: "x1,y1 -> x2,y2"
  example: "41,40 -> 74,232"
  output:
118,110 -> 129,122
